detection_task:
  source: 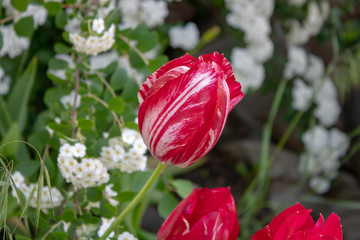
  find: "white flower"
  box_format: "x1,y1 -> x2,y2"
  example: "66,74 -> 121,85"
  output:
309,176 -> 331,194
139,0 -> 169,27
117,231 -> 138,240
303,54 -> 325,85
231,47 -> 265,93
169,22 -> 200,51
314,97 -> 341,127
15,4 -> 47,29
292,78 -> 313,111
71,143 -> 86,158
92,18 -> 105,34
301,125 -> 329,155
59,143 -> 73,157
0,24 -> 30,58
329,128 -> 350,158
247,36 -> 274,63
121,128 -> 139,144
98,218 -> 115,238
283,46 -> 308,79
11,171 -> 25,185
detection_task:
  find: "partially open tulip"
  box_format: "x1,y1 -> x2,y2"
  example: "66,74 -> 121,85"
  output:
138,52 -> 244,167
251,203 -> 343,240
157,187 -> 239,240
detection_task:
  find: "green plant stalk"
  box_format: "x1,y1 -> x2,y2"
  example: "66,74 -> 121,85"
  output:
239,78 -> 287,238
99,162 -> 167,240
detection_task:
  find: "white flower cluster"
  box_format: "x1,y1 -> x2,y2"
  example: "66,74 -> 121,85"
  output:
98,218 -> 138,240
118,0 -> 169,29
100,128 -> 148,173
11,171 -> 64,209
0,66 -> 11,96
60,90 -> 81,109
286,1 -> 330,46
169,22 -> 200,51
226,0 -> 274,93
0,25 -> 30,58
299,125 -> 350,194
57,143 -> 110,188
69,19 -> 115,56
0,2 -> 47,58
285,46 -> 341,126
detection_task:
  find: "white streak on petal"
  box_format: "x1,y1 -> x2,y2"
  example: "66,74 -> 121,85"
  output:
149,70 -> 216,153
182,218 -> 190,235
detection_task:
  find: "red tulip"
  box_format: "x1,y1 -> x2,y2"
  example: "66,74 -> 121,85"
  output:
138,52 -> 244,167
157,187 -> 239,240
251,203 -> 343,240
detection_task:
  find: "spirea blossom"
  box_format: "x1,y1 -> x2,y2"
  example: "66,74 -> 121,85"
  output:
286,1 -> 330,46
0,25 -> 30,58
117,232 -> 138,240
14,4 -> 48,29
231,47 -> 265,93
169,22 -> 200,51
98,218 -> 115,239
99,128 -> 148,173
92,18 -> 105,34
283,46 -> 308,79
292,78 -> 313,111
11,171 -> 64,210
57,143 -> 110,188
118,0 -> 169,29
299,126 -> 350,194
60,90 -> 81,109
69,24 -> 115,56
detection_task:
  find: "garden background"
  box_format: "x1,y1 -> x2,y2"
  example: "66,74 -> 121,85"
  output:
0,0 -> 360,239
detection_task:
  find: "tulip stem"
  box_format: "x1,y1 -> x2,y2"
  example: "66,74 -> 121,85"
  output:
99,162 -> 167,240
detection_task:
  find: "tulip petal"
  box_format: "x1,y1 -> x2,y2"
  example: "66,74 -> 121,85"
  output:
197,52 -> 244,112
320,213 -> 343,240
138,53 -> 195,105
139,58 -> 230,166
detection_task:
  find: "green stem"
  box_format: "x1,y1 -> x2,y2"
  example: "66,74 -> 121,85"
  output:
239,78 -> 287,238
99,162 -> 167,240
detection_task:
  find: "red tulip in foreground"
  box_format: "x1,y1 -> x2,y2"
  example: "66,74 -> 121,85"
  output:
157,187 -> 239,240
138,52 -> 244,167
251,203 -> 343,240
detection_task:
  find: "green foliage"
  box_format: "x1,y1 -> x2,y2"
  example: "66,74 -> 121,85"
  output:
14,16 -> 34,38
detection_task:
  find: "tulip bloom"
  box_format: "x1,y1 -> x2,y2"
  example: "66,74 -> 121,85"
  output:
138,52 -> 244,167
251,203 -> 343,240
157,187 -> 239,240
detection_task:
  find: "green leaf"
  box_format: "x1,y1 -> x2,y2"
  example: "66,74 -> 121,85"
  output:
0,123 -> 20,156
44,1 -> 62,15
61,209 -> 76,222
108,97 -> 125,114
110,68 -> 128,90
7,58 -> 38,133
129,23 -> 149,39
15,159 -> 40,177
100,199 -> 117,218
87,187 -> 103,202
77,119 -> 94,130
14,16 -> 34,37
138,31 -> 158,52
55,10 -> 67,29
80,212 -> 99,224
157,191 -> 179,219
0,31 -> 3,50
0,97 -> 13,137
148,55 -> 168,73
128,50 -> 146,68
113,191 -> 136,203
172,179 -> 194,199
10,0 -> 30,12
54,42 -> 71,54
49,58 -> 69,70
122,78 -> 139,102
105,9 -> 119,27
